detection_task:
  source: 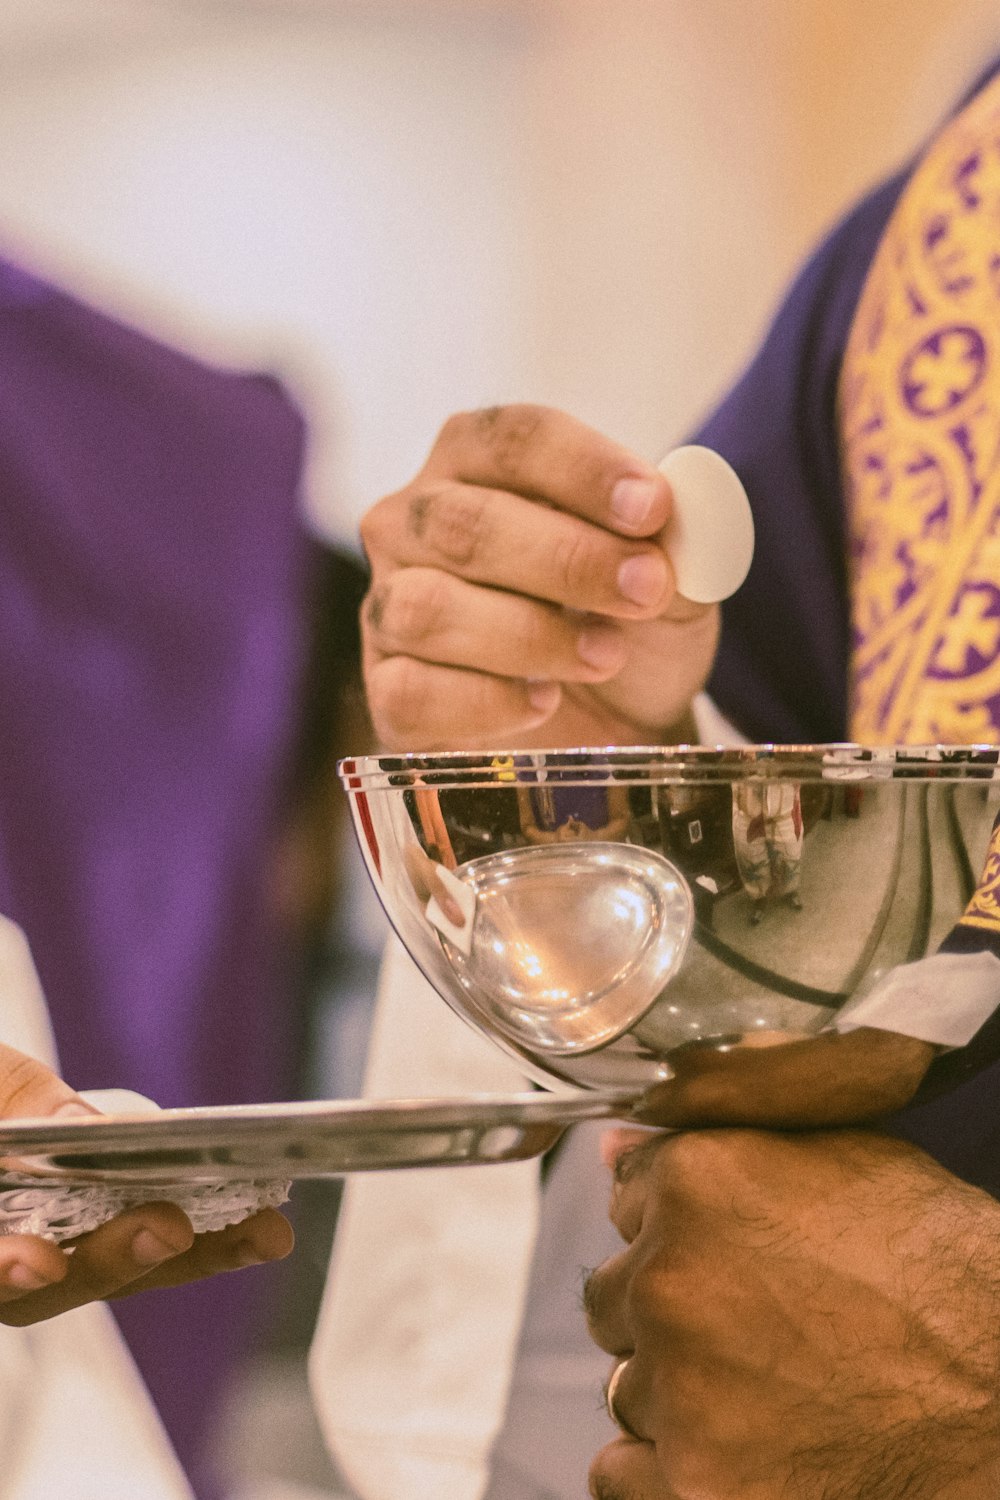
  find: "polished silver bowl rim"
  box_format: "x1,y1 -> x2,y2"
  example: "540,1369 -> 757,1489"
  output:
338,743 -> 1000,791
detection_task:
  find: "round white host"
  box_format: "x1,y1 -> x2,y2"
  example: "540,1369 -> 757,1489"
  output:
658,444 -> 755,604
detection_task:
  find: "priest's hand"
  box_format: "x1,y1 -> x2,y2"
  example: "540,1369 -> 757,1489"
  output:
0,1042 -> 292,1327
360,404 -> 719,750
585,1127 -> 1000,1500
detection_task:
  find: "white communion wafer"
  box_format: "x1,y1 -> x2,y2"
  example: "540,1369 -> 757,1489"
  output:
657,445 -> 755,604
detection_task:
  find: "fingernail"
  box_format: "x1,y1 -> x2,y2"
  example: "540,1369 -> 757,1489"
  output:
54,1101 -> 100,1118
598,1130 -> 622,1171
5,1262 -> 54,1291
611,478 -> 658,530
599,1126 -> 656,1169
617,553 -> 668,607
577,625 -> 625,673
131,1228 -> 187,1267
527,680 -> 560,715
233,1242 -> 266,1268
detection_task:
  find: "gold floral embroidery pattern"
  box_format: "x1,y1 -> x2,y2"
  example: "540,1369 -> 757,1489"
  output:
959,814 -> 1000,931
841,76 -> 1000,746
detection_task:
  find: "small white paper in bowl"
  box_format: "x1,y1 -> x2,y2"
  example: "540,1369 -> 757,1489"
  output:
425,863 -> 477,957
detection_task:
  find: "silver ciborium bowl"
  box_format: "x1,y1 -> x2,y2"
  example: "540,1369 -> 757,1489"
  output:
339,745 -> 1000,1125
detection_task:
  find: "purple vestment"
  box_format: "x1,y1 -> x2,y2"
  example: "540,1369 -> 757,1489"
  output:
698,66 -> 1000,1197
483,63 -> 1000,1500
0,257 -> 314,1494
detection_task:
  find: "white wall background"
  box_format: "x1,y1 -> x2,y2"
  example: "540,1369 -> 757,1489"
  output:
1,0 -> 1000,549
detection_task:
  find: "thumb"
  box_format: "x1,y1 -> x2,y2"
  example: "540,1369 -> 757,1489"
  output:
0,1042 -> 97,1121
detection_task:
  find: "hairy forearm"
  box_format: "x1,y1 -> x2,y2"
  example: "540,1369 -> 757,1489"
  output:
936,1461 -> 1000,1500
587,1129 -> 1000,1500
792,1419 -> 1000,1500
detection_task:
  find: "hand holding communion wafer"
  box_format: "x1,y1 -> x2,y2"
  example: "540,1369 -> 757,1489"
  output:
360,405 -> 752,752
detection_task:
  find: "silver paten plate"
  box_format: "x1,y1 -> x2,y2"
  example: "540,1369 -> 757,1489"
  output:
0,1091 -> 639,1186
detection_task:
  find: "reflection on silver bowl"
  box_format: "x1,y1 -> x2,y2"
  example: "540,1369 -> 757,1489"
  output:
437,842 -> 692,1056
339,746 -> 1000,1103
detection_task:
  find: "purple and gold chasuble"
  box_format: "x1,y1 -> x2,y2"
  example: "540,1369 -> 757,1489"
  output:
480,66 -> 1000,1500
844,75 -> 1000,744
702,67 -> 1000,1196
0,259 -> 315,1494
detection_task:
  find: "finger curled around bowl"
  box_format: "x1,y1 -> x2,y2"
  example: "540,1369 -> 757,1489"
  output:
588,1435 -> 667,1500
632,1026 -> 936,1130
583,1248 -> 636,1356
599,1126 -> 660,1173
604,1357 -> 647,1442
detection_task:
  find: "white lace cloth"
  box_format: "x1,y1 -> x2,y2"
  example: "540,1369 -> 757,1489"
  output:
0,1178 -> 292,1244
0,919 -> 194,1499
0,1088 -> 291,1244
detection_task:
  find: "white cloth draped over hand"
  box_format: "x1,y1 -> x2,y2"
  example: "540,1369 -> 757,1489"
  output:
0,916 -> 191,1500
309,696 -> 746,1500
309,933 -> 541,1500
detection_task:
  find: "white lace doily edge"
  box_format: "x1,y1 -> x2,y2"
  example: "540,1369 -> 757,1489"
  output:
0,1179 -> 291,1243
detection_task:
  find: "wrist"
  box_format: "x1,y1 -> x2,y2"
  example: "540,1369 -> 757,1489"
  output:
793,1427 -> 1000,1500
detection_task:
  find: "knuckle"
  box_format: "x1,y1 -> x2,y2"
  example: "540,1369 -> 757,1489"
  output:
666,1443 -> 727,1499
405,571 -> 450,646
612,1133 -> 664,1188
434,408 -> 470,441
359,494 -> 402,562
581,1263 -> 611,1333
628,1256 -> 682,1328
471,403 -> 548,480
371,571 -> 449,652
362,582 -> 388,639
358,508 -> 379,558
501,600 -> 550,667
551,526 -> 603,597
663,1128 -> 742,1194
373,655 -> 433,743
435,409 -> 474,450
573,449 -> 623,504
411,483 -> 487,566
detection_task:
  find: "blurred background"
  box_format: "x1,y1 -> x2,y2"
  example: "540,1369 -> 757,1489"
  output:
3,2 -> 1000,1496
6,0 -> 1000,546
